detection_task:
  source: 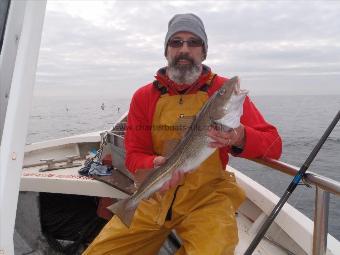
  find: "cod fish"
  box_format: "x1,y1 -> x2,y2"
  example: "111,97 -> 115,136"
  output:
108,76 -> 248,227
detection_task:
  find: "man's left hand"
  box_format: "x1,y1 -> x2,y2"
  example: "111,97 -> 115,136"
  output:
207,124 -> 245,148
159,169 -> 185,194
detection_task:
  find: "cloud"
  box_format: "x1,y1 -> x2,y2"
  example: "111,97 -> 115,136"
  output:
35,0 -> 340,97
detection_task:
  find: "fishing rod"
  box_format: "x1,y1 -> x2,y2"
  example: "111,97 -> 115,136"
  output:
245,110 -> 340,255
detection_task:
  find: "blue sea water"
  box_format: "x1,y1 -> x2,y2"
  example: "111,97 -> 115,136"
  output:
27,94 -> 340,240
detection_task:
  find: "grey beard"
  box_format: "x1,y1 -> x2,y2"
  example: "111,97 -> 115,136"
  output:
167,64 -> 202,84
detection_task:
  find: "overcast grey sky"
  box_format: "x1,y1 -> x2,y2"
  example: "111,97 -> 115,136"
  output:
34,0 -> 340,98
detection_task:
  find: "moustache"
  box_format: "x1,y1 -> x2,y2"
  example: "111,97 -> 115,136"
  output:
174,54 -> 195,66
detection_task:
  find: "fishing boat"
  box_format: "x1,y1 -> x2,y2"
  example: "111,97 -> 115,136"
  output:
16,114 -> 340,255
1,1 -> 339,255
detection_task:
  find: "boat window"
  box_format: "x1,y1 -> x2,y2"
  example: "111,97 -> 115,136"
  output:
0,0 -> 11,55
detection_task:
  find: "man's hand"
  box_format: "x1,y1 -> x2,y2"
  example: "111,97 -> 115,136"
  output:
153,156 -> 166,168
153,156 -> 185,194
159,169 -> 185,193
207,124 -> 245,148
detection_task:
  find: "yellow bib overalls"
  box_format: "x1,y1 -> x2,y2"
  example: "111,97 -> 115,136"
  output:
83,88 -> 245,255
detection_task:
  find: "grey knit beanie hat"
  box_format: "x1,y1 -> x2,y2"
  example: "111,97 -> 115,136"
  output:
164,13 -> 208,59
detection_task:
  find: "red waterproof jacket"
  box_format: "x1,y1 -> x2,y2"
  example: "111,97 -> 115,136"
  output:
125,67 -> 282,174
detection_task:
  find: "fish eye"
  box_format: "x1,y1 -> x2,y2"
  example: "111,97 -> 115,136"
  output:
218,88 -> 226,95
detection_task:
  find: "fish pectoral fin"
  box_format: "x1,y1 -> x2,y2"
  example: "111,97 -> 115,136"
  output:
107,198 -> 137,228
135,168 -> 155,188
211,121 -> 231,132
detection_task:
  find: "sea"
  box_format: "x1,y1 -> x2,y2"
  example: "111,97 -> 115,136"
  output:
27,94 -> 340,241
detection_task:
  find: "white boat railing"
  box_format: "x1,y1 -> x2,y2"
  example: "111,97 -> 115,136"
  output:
252,157 -> 340,255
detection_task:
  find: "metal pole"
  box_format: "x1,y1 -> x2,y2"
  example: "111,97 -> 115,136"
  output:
252,158 -> 340,196
313,188 -> 330,255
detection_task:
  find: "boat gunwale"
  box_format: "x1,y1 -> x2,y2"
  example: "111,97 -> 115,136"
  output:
252,157 -> 340,196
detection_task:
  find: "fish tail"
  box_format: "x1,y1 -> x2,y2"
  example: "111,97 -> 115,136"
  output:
107,198 -> 137,227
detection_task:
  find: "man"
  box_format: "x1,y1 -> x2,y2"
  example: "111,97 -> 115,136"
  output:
83,13 -> 282,255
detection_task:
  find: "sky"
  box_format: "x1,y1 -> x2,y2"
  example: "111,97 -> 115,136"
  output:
34,0 -> 340,98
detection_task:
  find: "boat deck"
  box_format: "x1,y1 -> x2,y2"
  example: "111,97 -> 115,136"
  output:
236,213 -> 289,255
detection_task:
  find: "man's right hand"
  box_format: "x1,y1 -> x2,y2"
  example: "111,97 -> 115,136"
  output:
153,156 -> 166,168
153,156 -> 185,194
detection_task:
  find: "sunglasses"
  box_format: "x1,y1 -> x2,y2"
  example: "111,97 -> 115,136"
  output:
168,38 -> 204,48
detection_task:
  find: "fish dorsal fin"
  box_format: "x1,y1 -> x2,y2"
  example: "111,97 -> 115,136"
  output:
134,168 -> 155,188
163,139 -> 181,158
